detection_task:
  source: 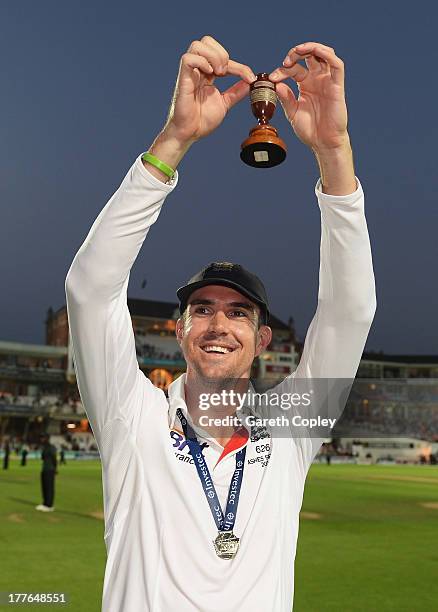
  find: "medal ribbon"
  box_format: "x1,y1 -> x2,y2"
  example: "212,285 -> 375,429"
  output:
177,408 -> 246,532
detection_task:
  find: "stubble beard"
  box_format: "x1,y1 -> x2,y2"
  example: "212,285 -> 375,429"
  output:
193,361 -> 238,387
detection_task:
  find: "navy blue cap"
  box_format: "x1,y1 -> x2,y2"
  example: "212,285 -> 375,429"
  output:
176,262 -> 270,324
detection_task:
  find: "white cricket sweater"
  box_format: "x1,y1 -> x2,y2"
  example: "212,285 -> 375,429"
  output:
65,154 -> 376,612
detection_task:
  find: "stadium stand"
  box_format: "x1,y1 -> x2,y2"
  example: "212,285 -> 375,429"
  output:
1,302 -> 438,465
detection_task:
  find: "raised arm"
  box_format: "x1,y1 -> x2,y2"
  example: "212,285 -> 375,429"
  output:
65,161 -> 178,447
268,42 -> 376,464
65,37 -> 255,448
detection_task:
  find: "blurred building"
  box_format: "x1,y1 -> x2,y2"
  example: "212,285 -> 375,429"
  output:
1,302 -> 437,458
0,339 -> 71,443
47,298 -> 299,388
337,352 -> 438,457
358,352 -> 438,379
0,299 -> 298,445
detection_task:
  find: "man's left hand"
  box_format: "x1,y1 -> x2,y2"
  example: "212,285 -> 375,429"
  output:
269,42 -> 348,153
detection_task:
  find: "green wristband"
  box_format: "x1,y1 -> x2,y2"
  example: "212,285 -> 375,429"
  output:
142,151 -> 175,179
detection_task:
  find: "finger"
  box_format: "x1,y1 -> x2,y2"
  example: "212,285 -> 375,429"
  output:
191,36 -> 255,82
200,36 -> 256,82
180,52 -> 214,76
305,56 -> 323,73
188,40 -> 225,75
269,60 -> 308,84
282,41 -> 334,64
221,79 -> 250,110
290,42 -> 344,85
200,35 -> 229,69
226,59 -> 256,84
275,83 -> 298,123
315,55 -> 331,75
269,49 -> 317,82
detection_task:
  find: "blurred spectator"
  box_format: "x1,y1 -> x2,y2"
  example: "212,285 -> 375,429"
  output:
35,433 -> 58,512
3,440 -> 10,470
20,444 -> 29,466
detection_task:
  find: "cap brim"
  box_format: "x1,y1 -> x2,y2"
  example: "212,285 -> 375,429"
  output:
176,278 -> 269,324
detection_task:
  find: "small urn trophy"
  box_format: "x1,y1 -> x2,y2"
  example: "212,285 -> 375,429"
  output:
240,73 -> 287,168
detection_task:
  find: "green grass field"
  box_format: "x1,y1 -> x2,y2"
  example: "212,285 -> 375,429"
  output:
1,460 -> 438,611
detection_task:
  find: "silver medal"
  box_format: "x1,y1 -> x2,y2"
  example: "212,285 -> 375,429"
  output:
213,531 -> 240,560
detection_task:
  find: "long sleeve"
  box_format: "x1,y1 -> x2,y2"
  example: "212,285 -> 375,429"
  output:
270,176 -> 376,466
65,155 -> 178,450
294,176 -> 376,379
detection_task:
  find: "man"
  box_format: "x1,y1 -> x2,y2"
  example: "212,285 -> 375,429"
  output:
35,433 -> 58,512
66,37 -> 376,612
2,439 -> 10,470
20,442 -> 29,466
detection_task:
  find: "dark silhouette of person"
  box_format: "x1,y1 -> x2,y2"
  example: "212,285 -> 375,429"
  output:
60,448 -> 66,465
20,445 -> 28,466
2,440 -> 10,470
35,434 -> 58,512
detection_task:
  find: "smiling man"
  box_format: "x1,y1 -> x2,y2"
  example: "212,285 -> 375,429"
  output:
175,268 -> 272,447
65,36 -> 376,612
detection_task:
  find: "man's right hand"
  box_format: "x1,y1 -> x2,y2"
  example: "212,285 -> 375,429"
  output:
145,36 -> 255,182
163,36 -> 255,145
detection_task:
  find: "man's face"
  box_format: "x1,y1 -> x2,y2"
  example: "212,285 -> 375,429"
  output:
176,285 -> 272,381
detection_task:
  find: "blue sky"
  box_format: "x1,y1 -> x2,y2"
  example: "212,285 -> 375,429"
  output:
1,0 -> 436,353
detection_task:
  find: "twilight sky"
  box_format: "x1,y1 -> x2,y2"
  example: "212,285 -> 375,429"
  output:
1,0 -> 436,354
